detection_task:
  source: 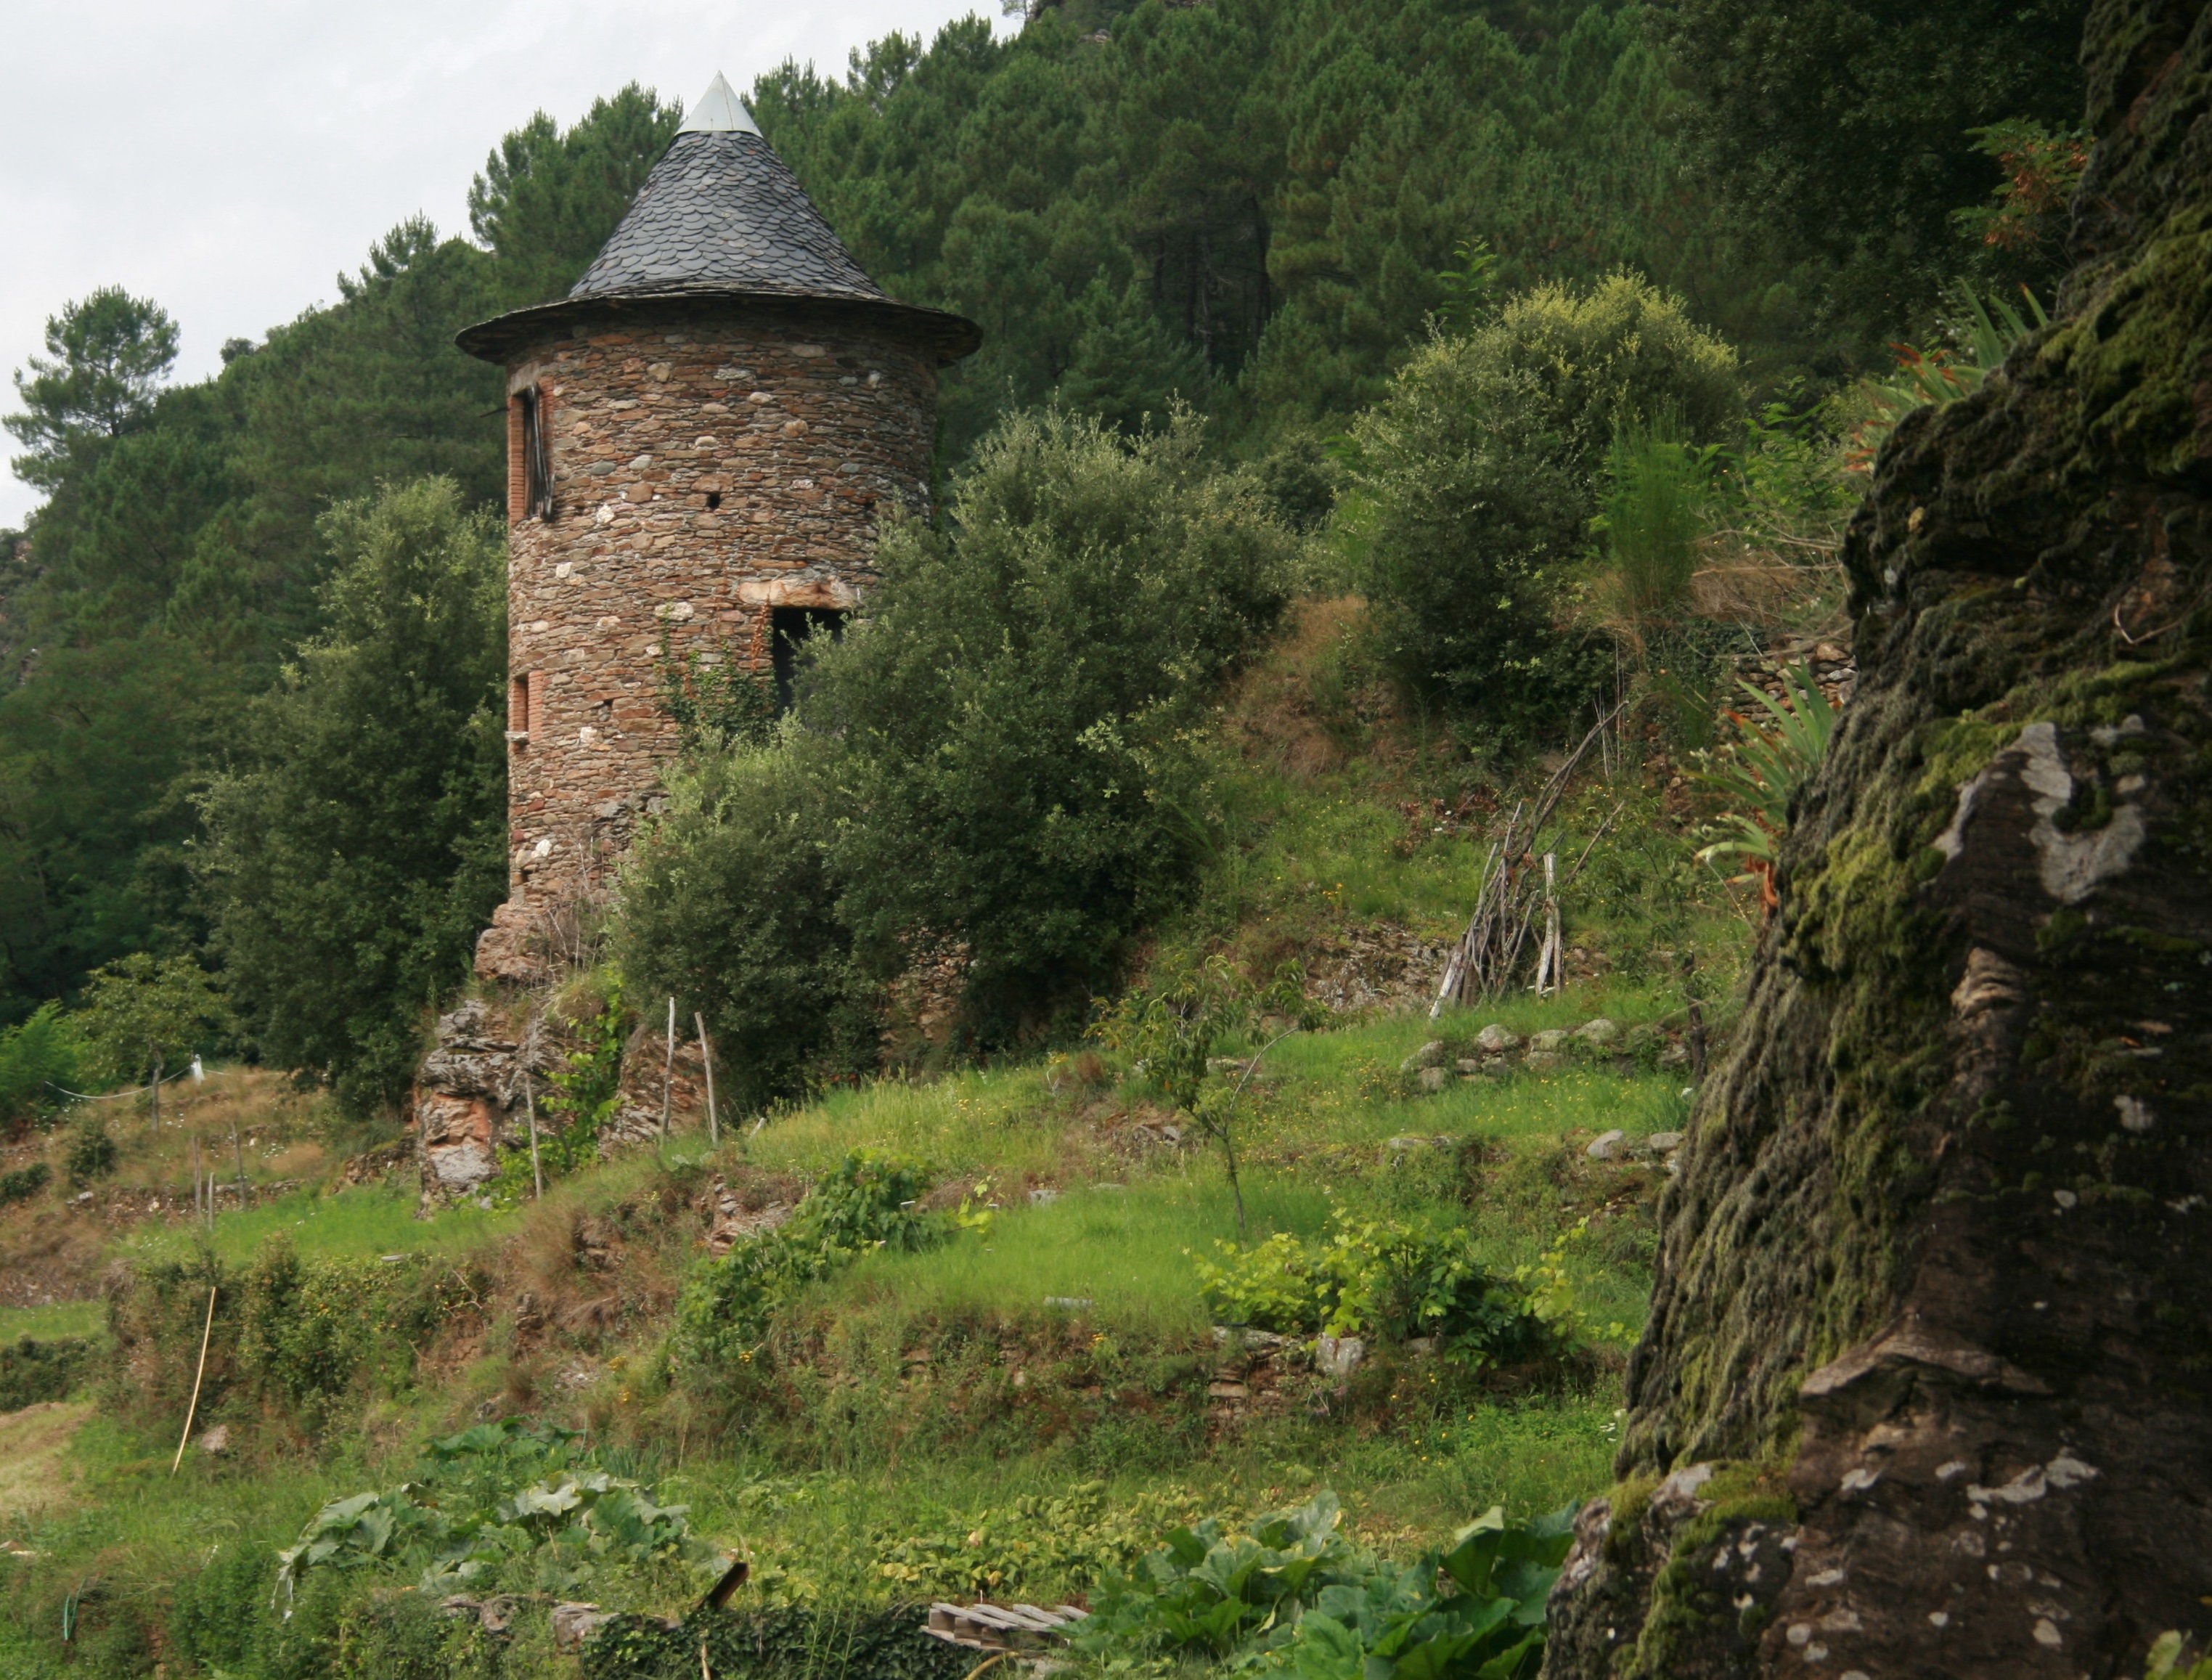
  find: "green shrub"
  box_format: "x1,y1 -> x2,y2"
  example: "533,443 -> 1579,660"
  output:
233,1234 -> 468,1420
275,1417 -> 713,1601
0,1003 -> 81,1131
115,1236 -> 474,1432
1074,1493 -> 1574,1678
1191,1212 -> 1548,1359
653,641 -> 778,751
64,1116 -> 116,1187
0,1335 -> 94,1408
676,1152 -> 947,1369
1350,273 -> 1739,743
0,1160 -> 50,1205
806,408 -> 1295,1035
618,735 -> 870,1114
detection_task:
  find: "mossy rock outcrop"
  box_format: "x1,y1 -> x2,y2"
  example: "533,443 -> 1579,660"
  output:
1546,5 -> 2212,1673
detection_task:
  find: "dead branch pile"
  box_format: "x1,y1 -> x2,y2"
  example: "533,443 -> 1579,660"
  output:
1430,711 -> 1622,1015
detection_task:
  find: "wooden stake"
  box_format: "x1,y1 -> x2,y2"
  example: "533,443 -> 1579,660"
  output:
171,1284 -> 217,1476
695,1013 -> 719,1149
190,1135 -> 202,1224
660,996 -> 676,1138
525,1075 -> 544,1200
232,1123 -> 247,1211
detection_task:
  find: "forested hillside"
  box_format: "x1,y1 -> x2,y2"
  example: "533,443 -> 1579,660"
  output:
0,0 -> 2086,1045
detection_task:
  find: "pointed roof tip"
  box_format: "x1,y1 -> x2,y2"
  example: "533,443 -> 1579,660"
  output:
678,72 -> 759,136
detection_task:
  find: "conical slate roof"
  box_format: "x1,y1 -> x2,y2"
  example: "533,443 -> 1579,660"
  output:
566,75 -> 886,306
457,73 -> 977,364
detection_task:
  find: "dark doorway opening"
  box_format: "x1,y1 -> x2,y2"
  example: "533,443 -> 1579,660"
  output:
771,607 -> 846,712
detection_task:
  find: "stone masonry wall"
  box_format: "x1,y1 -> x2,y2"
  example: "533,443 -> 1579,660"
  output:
477,298 -> 939,979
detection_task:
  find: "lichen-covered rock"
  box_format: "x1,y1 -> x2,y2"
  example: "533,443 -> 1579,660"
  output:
1546,7 -> 2212,1674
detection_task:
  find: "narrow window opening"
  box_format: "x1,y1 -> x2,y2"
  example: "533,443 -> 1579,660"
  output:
526,671 -> 548,737
518,387 -> 553,520
770,608 -> 846,713
705,491 -> 722,510
508,676 -> 530,741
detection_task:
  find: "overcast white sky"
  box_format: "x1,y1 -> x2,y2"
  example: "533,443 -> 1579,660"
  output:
0,0 -> 1008,527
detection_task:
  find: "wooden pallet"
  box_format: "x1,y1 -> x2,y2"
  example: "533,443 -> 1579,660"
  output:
923,1600 -> 1089,1652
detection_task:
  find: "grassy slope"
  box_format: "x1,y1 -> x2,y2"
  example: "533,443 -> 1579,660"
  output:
0,606 -> 1757,1676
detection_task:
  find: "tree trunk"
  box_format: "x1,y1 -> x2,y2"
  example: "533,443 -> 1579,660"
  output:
1544,7 -> 2212,1675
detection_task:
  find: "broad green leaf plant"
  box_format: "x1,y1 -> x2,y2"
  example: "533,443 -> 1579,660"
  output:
1074,1492 -> 1576,1679
274,1418 -> 716,1608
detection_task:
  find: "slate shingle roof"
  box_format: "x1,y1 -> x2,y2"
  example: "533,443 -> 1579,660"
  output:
567,129 -> 889,305
456,85 -> 978,366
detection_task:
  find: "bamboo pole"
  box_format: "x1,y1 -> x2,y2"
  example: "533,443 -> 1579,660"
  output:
695,1013 -> 719,1149
170,1284 -> 218,1475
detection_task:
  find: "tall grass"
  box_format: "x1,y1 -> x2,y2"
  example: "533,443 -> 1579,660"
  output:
119,1181 -> 506,1267
818,1175 -> 1336,1338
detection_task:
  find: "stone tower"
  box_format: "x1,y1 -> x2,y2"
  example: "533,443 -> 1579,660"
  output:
457,73 -> 979,981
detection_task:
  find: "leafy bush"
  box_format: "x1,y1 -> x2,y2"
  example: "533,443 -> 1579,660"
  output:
618,735 -> 870,1114
0,1335 -> 94,1408
676,1152 -> 946,1369
806,408 -> 1295,1034
1257,1505 -> 1576,1679
64,1115 -> 117,1187
0,1160 -> 50,1205
1350,273 -> 1739,743
0,1002 -> 81,1131
229,1236 -> 477,1422
276,1417 -> 713,1602
1074,1492 -> 1575,1677
1077,1491 -> 1360,1660
653,641 -> 778,751
540,981 -> 629,1171
1191,1212 -> 1548,1360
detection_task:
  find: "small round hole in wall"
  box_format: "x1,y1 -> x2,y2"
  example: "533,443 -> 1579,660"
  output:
705,491 -> 722,510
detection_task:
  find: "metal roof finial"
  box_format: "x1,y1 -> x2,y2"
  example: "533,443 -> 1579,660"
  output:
678,71 -> 760,136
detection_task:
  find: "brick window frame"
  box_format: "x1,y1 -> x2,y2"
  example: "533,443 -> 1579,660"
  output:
508,383 -> 554,523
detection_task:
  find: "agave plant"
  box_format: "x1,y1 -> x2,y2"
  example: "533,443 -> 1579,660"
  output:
1848,282 -> 2049,470
1693,661 -> 1841,902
